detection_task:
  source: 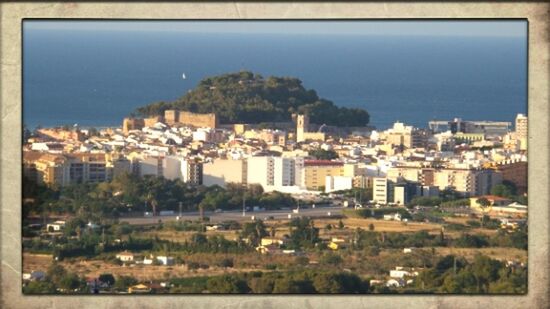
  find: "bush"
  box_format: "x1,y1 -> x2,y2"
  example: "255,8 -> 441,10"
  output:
364,246 -> 380,256
295,256 -> 309,266
454,233 -> 489,248
206,275 -> 250,293
23,281 -> 57,294
445,223 -> 467,231
466,220 -> 481,228
321,253 -> 343,266
410,196 -> 442,207
98,273 -> 115,286
113,275 -> 137,291
217,258 -> 234,268
187,261 -> 200,270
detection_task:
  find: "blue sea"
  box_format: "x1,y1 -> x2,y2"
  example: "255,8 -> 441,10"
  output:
23,29 -> 527,130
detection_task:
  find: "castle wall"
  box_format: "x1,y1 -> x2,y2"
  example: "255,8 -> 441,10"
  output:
178,111 -> 218,128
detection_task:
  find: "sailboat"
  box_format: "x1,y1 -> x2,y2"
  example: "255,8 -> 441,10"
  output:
182,73 -> 186,80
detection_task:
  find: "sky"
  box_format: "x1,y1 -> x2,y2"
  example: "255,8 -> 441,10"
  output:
23,20 -> 527,37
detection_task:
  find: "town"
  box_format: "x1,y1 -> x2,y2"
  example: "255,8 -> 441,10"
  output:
22,109 -> 528,294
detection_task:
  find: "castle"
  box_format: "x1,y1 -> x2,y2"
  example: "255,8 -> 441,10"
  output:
123,110 -> 218,135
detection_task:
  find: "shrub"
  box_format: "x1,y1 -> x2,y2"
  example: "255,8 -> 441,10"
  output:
445,223 -> 467,231
217,258 -> 234,268
295,256 -> 309,266
321,253 -> 343,266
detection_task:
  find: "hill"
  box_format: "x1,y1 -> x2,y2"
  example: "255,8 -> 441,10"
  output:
135,71 -> 370,127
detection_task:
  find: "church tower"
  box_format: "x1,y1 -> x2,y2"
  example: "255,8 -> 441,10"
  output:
296,114 -> 309,143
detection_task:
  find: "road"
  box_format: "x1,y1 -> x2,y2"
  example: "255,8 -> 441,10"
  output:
120,206 -> 344,225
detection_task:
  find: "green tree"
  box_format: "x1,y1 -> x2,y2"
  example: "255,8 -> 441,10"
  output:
249,277 -> 274,293
46,262 -> 67,286
470,254 -> 503,293
113,276 -> 138,291
23,281 -> 57,294
289,217 -> 320,249
206,275 -> 249,293
272,277 -> 313,293
490,181 -> 517,198
98,273 -> 115,286
240,220 -> 268,246
58,273 -> 82,292
476,198 -> 491,228
309,149 -> 339,160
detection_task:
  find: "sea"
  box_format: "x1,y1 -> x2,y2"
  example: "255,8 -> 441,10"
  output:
23,29 -> 527,130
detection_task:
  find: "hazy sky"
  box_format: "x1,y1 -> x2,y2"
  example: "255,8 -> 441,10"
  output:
24,20 -> 526,37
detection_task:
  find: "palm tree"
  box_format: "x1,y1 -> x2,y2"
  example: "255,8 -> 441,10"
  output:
146,192 -> 158,216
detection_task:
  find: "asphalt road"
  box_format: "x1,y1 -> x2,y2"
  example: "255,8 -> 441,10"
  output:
120,206 -> 344,225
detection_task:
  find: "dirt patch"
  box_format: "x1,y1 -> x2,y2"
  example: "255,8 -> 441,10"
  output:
434,247 -> 527,263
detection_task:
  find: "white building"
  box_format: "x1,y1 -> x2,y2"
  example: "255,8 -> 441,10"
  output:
116,251 -> 135,262
325,176 -> 353,193
46,220 -> 66,232
247,156 -> 305,192
202,159 -> 246,187
389,266 -> 419,279
373,177 -> 389,204
139,156 -> 162,177
156,256 -> 175,266
247,156 -> 274,188
162,156 -> 181,180
192,128 -> 211,142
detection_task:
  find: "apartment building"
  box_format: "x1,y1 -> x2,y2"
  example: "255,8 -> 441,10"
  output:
515,113 -> 528,151
433,168 -> 501,197
247,156 -> 304,192
373,177 -> 390,204
384,122 -> 429,150
490,160 -> 527,195
304,160 -> 344,191
23,151 -> 110,186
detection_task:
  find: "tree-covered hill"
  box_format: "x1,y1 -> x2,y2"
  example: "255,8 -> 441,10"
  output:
135,71 -> 370,126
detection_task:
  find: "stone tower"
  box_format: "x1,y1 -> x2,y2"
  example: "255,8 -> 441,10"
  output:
296,114 -> 309,143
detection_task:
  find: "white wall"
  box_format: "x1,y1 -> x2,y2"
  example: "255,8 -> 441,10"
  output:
140,156 -> 161,177
325,176 -> 353,193
203,159 -> 245,187
162,156 -> 181,180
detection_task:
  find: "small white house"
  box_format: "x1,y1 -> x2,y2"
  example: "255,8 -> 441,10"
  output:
116,251 -> 135,262
156,256 -> 175,266
143,257 -> 154,265
383,213 -> 402,221
369,279 -> 384,286
46,221 -> 66,232
386,278 -> 405,288
403,248 -> 413,254
390,266 -> 419,279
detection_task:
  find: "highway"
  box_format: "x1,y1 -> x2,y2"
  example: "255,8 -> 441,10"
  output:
120,205 -> 344,225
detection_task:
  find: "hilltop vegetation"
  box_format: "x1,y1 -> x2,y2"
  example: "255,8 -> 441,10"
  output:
136,71 -> 370,126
